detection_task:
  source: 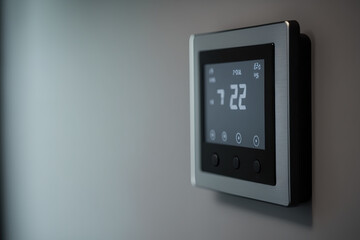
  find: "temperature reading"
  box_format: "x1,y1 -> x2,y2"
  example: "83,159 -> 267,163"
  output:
229,84 -> 247,110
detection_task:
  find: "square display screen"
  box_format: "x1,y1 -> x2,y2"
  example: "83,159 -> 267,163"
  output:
204,59 -> 265,149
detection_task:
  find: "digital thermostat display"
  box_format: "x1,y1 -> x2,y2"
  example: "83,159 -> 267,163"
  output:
190,21 -> 312,206
204,59 -> 265,149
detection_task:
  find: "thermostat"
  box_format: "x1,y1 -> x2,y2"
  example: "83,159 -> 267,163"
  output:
190,21 -> 311,206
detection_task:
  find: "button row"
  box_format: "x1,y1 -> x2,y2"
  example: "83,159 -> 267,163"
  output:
211,153 -> 261,173
209,130 -> 260,148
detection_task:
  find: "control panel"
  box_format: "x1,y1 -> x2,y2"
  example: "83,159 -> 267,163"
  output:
190,21 -> 311,206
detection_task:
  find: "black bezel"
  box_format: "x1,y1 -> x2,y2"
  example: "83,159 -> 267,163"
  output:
199,44 -> 276,185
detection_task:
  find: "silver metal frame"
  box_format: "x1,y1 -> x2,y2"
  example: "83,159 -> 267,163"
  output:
190,22 -> 291,206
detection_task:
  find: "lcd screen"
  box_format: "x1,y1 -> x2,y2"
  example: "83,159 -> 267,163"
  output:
204,59 -> 265,149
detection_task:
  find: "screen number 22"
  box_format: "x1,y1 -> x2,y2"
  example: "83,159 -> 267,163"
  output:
230,84 -> 246,110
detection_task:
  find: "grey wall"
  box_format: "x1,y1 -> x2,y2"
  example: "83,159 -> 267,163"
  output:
3,0 -> 360,239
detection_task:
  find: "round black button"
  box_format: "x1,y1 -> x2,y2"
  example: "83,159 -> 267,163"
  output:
211,153 -> 219,166
253,160 -> 261,173
233,156 -> 240,169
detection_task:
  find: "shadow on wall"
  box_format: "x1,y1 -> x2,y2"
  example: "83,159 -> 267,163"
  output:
215,193 -> 313,227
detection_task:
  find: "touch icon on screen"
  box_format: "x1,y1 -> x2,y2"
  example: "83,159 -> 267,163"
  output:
221,131 -> 227,142
253,135 -> 260,147
236,132 -> 242,144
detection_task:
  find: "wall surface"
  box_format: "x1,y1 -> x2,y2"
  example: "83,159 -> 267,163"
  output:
2,0 -> 360,239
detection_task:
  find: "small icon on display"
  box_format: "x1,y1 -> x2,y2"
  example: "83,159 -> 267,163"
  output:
210,129 -> 216,141
209,77 -> 216,83
254,62 -> 261,70
254,72 -> 259,79
209,68 -> 214,75
253,135 -> 260,147
209,99 -> 214,105
235,132 -> 242,144
221,131 -> 228,142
